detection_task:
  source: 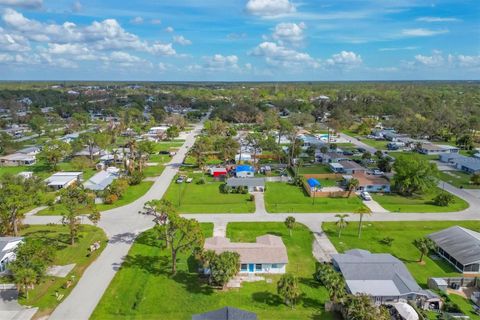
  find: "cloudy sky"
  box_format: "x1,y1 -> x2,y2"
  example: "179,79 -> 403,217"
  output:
0,0 -> 478,81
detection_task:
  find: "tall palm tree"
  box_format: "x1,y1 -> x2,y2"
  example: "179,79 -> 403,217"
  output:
346,178 -> 359,197
354,207 -> 371,238
335,214 -> 349,237
413,237 -> 435,263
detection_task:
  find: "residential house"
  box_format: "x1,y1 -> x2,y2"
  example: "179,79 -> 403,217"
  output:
18,171 -> 33,179
17,146 -> 41,156
204,235 -> 288,274
235,153 -> 252,162
45,172 -> 82,190
226,177 -> 265,192
0,153 -> 36,166
338,160 -> 368,175
343,173 -> 391,193
418,143 -> 459,155
60,133 -> 80,143
235,165 -> 254,178
83,170 -> 118,191
192,307 -> 257,320
317,152 -> 349,164
74,146 -> 106,158
0,237 -> 23,273
428,226 -> 480,274
332,249 -> 441,309
439,153 -> 480,174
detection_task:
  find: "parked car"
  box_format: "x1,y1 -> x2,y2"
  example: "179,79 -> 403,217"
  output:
343,151 -> 354,156
159,150 -> 170,155
373,169 -> 384,175
360,191 -> 372,201
357,147 -> 366,153
176,176 -> 185,183
186,177 -> 193,183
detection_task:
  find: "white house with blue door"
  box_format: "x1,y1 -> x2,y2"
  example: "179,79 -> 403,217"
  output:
235,165 -> 255,178
204,235 -> 288,274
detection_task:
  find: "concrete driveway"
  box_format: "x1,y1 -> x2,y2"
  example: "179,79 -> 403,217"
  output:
0,285 -> 37,320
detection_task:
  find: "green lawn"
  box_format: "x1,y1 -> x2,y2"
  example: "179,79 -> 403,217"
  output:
438,170 -> 480,189
37,181 -> 154,215
372,187 -> 469,213
265,182 -> 368,213
92,222 -> 339,320
142,163 -> 165,177
389,151 -> 440,161
163,175 -> 255,213
358,138 -> 388,150
154,141 -> 184,152
18,225 -> 107,318
323,220 -> 480,319
298,164 -> 332,174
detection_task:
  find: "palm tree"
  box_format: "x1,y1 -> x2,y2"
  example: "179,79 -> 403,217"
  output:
112,149 -> 120,166
277,273 -> 301,308
413,237 -> 435,263
354,206 -> 371,238
335,214 -> 349,237
284,216 -> 296,236
14,268 -> 37,299
346,178 -> 359,197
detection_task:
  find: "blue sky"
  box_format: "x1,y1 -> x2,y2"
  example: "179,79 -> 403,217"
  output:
0,0 -> 478,80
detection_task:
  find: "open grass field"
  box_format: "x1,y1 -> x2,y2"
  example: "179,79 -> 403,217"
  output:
438,170 -> 480,189
372,187 -> 469,213
298,164 -> 332,174
91,222 -> 340,320
163,175 -> 255,213
323,220 -> 480,319
18,225 -> 107,318
265,182 -> 368,213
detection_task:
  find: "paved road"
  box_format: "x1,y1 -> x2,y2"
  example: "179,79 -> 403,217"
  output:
338,132 -> 377,154
20,127 -> 480,320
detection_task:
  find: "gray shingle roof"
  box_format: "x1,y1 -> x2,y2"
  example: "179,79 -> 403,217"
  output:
428,226 -> 480,265
192,307 -> 257,320
332,249 -> 421,296
0,237 -> 23,262
226,178 -> 265,188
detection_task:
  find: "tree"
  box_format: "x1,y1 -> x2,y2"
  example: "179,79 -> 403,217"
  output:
190,138 -> 209,170
457,134 -> 474,150
393,154 -> 438,196
13,267 -> 37,299
0,132 -> 16,155
138,140 -> 156,155
39,139 -> 71,170
335,214 -> 349,237
28,115 -> 46,134
284,216 -> 296,236
344,294 -> 390,320
79,132 -> 109,162
0,174 -> 44,236
315,263 -> 346,303
346,178 -> 359,197
413,237 -> 435,263
377,157 -> 392,173
278,118 -> 293,145
471,173 -> 480,186
354,207 -> 371,238
154,207 -> 204,275
277,273 -> 301,308
71,156 -> 91,171
166,126 -> 180,140
209,251 -> 240,289
246,132 -> 263,168
374,150 -> 383,159
58,185 -> 99,245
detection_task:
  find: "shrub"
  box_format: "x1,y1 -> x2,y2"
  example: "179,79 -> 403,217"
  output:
241,186 -> 248,194
433,193 -> 454,207
71,156 -> 91,171
250,194 -> 255,201
128,171 -> 144,185
379,237 -> 394,246
104,194 -> 118,204
109,178 -> 129,198
197,177 -> 206,185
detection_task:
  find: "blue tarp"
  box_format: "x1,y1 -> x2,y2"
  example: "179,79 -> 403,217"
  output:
236,165 -> 254,173
307,178 -> 321,188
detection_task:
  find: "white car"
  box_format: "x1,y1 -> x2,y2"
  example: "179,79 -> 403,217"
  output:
360,191 -> 372,201
373,170 -> 384,175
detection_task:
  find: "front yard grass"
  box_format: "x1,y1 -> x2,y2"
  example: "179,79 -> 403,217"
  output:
91,222 -> 339,320
372,187 -> 469,213
323,220 -> 480,319
163,175 -> 255,213
18,225 -> 107,318
298,164 -> 332,174
438,170 -> 480,189
265,182 -> 368,213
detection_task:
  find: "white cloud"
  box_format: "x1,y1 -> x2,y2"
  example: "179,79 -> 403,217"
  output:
148,42 -> 176,55
0,0 -> 42,9
47,43 -> 89,55
72,1 -> 82,12
245,0 -> 295,17
414,50 -> 444,67
416,16 -> 460,22
272,22 -> 306,44
0,27 -> 30,52
401,28 -> 449,37
203,54 -> 239,70
455,55 -> 480,68
251,41 -> 319,68
325,51 -> 363,68
130,16 -> 143,25
165,26 -> 174,33
173,35 -> 192,46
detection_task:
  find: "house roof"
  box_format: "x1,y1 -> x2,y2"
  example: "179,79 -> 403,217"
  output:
192,307 -> 257,320
204,235 -> 288,264
17,146 -> 40,154
236,165 -> 254,173
351,173 -> 390,187
428,226 -> 480,265
226,178 -> 265,188
0,237 -> 23,262
83,170 -> 117,191
0,153 -> 35,161
332,249 -> 422,296
339,160 -> 366,170
45,172 -> 82,186
329,163 -> 344,169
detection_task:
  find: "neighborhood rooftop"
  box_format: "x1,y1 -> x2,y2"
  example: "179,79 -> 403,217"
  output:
428,226 -> 480,266
204,235 -> 288,264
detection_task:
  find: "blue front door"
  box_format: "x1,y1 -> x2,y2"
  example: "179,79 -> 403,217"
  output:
248,264 -> 254,272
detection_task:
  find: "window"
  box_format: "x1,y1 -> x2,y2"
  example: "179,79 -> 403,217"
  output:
241,264 -> 248,271
255,264 -> 262,271
271,264 -> 278,269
